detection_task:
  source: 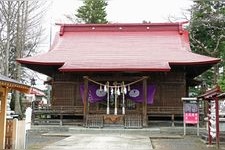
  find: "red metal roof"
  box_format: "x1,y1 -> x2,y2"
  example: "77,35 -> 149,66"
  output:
198,85 -> 221,100
17,23 -> 220,74
30,87 -> 45,96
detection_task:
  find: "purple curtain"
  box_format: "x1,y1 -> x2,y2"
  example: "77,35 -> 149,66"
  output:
80,84 -> 156,105
80,84 -> 107,103
126,85 -> 156,104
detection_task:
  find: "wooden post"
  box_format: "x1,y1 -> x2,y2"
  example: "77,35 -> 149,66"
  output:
215,97 -> 220,149
142,77 -> 148,127
83,76 -> 89,126
12,119 -> 18,149
207,100 -> 212,145
0,87 -> 8,149
183,100 -> 186,136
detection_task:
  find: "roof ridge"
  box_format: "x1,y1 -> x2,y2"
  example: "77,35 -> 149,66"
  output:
57,22 -> 182,36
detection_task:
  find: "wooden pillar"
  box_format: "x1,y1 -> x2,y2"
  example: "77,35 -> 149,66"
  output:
83,76 -> 89,126
0,87 -> 8,149
215,97 -> 220,149
207,100 -> 212,145
142,77 -> 148,127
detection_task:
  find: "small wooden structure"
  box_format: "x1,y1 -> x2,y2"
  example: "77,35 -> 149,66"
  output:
18,23 -> 220,127
0,74 -> 30,149
198,86 -> 221,149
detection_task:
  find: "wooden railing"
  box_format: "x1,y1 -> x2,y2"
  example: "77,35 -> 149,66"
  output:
33,106 -> 183,116
85,114 -> 143,128
33,106 -> 83,115
124,114 -> 142,129
32,106 -> 83,125
86,115 -> 104,128
147,106 -> 183,116
32,106 -> 184,126
147,106 -> 183,126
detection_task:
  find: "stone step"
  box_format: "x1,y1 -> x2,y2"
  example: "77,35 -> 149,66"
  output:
29,125 -> 160,135
68,127 -> 160,135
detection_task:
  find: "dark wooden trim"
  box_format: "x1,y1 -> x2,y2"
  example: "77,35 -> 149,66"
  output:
83,76 -> 89,126
142,76 -> 148,127
89,76 -> 146,82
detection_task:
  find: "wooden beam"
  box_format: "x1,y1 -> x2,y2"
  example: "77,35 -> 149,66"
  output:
90,76 -> 146,82
0,87 -> 8,149
83,76 -> 89,127
142,76 -> 148,127
0,81 -> 30,93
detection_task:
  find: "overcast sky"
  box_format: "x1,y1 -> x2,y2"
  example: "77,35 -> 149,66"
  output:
40,0 -> 193,52
49,0 -> 193,23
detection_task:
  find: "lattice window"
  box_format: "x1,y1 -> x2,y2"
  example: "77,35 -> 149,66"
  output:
52,82 -> 75,106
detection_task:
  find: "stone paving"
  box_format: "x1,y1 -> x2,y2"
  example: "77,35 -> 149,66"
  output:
43,134 -> 152,150
151,136 -> 221,150
26,125 -> 225,150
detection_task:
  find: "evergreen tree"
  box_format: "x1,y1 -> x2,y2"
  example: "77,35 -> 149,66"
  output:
189,1 -> 225,89
76,0 -> 108,24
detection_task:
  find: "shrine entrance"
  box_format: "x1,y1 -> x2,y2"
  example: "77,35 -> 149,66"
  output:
99,91 -> 138,127
82,76 -> 155,128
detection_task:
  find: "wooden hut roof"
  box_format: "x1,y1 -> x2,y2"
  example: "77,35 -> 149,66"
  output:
0,74 -> 30,93
17,23 -> 220,77
198,85 -> 221,100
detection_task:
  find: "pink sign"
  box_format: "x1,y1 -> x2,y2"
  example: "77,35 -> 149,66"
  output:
184,113 -> 199,124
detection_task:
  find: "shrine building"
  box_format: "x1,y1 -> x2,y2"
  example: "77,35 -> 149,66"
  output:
17,23 -> 220,128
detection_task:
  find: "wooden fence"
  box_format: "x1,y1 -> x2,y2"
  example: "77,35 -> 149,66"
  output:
124,114 -> 142,129
5,119 -> 25,149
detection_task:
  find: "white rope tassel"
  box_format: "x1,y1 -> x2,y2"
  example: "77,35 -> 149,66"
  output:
122,91 -> 125,115
123,84 -> 127,94
104,84 -> 107,92
128,85 -> 131,91
117,87 -> 120,95
106,82 -> 110,114
111,88 -> 114,95
114,86 -> 117,115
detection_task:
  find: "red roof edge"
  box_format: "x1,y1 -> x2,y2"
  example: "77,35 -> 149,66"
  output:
178,21 -> 189,35
30,87 -> 46,96
58,68 -> 171,72
198,85 -> 221,100
169,59 -> 221,66
17,59 -> 64,66
55,22 -> 182,33
59,24 -> 65,36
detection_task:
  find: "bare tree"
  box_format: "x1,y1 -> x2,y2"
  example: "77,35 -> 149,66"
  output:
0,1 -> 48,115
